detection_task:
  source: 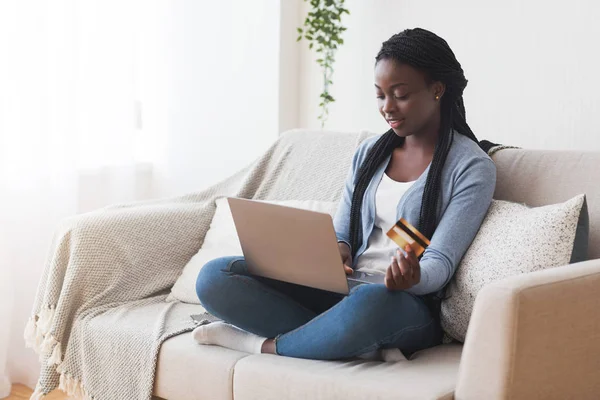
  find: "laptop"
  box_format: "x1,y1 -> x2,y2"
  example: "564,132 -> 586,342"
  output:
227,197 -> 384,295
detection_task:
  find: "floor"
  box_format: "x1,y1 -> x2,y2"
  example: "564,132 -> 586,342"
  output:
6,384 -> 69,400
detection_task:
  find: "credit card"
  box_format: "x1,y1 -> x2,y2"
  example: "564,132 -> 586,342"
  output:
386,218 -> 430,258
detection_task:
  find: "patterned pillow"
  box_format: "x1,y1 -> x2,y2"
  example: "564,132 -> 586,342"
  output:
441,194 -> 589,342
167,198 -> 339,304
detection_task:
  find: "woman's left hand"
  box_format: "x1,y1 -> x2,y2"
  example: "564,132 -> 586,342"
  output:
385,245 -> 421,290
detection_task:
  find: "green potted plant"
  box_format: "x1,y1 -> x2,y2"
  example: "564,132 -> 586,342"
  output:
297,0 -> 349,128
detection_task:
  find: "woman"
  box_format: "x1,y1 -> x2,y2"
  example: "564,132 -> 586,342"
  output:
194,28 -> 496,360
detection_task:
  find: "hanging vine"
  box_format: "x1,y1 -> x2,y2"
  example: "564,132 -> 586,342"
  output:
297,0 -> 349,127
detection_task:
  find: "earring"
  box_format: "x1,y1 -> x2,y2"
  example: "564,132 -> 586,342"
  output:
435,95 -> 440,100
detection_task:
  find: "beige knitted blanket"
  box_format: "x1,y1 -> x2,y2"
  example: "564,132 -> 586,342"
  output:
24,129 -> 373,400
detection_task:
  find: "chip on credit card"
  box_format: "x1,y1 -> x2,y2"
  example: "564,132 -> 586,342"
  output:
386,218 -> 431,258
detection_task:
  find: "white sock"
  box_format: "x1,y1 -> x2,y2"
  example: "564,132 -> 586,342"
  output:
192,321 -> 267,354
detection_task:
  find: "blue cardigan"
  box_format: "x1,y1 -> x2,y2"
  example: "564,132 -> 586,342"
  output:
333,131 -> 496,295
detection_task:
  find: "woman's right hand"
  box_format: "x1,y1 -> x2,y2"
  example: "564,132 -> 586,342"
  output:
338,242 -> 353,275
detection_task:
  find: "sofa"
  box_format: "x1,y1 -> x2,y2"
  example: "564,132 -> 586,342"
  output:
148,132 -> 600,400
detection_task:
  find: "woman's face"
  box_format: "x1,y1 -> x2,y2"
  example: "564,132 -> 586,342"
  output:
374,58 -> 444,137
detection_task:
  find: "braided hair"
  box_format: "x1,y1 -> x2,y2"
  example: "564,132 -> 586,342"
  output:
349,28 -> 485,258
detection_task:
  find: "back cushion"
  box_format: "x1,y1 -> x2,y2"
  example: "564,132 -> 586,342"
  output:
492,149 -> 600,259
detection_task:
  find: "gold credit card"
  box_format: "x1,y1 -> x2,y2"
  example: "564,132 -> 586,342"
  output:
386,218 -> 431,258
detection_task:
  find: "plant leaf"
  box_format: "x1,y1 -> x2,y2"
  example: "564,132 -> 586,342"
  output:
302,0 -> 347,127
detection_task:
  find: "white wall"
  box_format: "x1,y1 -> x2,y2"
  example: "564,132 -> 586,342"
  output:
297,0 -> 600,151
155,0 -> 281,196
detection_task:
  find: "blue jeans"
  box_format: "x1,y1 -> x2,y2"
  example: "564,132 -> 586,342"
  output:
196,256 -> 442,360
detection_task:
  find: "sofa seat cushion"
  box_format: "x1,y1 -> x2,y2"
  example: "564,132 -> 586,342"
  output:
233,344 -> 463,400
153,332 -> 249,400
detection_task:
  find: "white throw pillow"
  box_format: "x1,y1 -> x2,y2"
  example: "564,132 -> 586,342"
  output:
441,194 -> 588,342
167,198 -> 339,304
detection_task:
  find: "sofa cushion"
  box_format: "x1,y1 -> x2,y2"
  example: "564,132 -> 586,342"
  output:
441,194 -> 588,342
153,332 -> 249,400
233,344 -> 462,400
167,198 -> 339,304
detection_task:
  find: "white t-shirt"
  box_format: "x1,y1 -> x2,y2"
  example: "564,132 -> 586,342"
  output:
355,172 -> 416,275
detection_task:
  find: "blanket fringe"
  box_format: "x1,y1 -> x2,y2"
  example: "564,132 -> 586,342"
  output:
35,328 -> 44,349
48,342 -> 63,365
23,305 -> 57,352
29,385 -> 45,400
24,305 -> 64,368
40,334 -> 58,355
59,373 -> 93,400
37,307 -> 56,336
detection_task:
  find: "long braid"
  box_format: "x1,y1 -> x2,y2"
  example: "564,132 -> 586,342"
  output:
419,96 -> 454,238
349,131 -> 403,254
349,28 -> 485,257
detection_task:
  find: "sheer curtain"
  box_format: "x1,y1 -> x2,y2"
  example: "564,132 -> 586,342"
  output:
0,0 -> 282,393
0,0 -> 163,392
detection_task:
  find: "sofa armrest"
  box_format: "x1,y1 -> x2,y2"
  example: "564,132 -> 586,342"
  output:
455,259 -> 600,400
